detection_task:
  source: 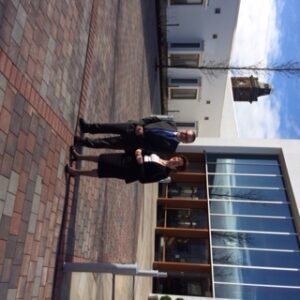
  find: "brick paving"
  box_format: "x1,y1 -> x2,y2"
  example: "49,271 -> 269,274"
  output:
0,0 -> 159,299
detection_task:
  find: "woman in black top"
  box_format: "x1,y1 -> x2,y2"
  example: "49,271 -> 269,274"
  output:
65,147 -> 187,184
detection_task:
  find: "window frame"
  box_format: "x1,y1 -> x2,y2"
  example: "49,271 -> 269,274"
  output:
168,77 -> 201,100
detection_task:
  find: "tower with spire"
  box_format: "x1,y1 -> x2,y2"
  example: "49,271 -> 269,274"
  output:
231,76 -> 271,103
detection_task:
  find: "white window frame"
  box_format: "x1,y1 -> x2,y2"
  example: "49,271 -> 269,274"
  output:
168,77 -> 201,101
168,41 -> 204,67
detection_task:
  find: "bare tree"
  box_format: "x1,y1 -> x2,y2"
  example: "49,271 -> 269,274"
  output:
159,60 -> 300,78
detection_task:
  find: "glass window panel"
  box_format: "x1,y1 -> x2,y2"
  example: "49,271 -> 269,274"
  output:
207,154 -> 279,165
165,237 -> 208,263
153,272 -> 211,296
214,266 -> 300,286
208,163 -> 282,175
170,54 -> 199,67
156,205 -> 165,227
159,183 -> 167,197
208,174 -> 284,188
209,187 -> 287,202
212,231 -> 300,250
211,215 -> 295,232
170,88 -> 198,99
213,248 -> 300,268
210,201 -> 292,217
166,208 -> 208,228
155,235 -> 164,261
215,284 -> 300,300
169,182 -> 206,199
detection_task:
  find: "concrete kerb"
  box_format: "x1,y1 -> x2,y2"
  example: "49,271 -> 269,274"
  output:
65,183 -> 158,300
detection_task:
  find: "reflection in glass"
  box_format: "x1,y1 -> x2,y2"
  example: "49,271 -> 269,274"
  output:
215,284 -> 300,300
210,201 -> 291,217
212,231 -> 300,250
208,174 -> 284,189
208,153 -> 300,299
211,215 -> 295,232
213,247 -> 300,268
207,154 -> 279,165
208,163 -> 282,175
209,187 -> 287,202
214,266 -> 300,286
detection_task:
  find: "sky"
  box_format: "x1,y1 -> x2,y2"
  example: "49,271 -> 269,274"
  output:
231,0 -> 300,139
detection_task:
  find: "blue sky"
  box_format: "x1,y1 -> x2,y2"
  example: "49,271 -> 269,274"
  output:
231,0 -> 300,139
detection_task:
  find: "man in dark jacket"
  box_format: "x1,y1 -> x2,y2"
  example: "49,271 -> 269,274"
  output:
74,116 -> 196,154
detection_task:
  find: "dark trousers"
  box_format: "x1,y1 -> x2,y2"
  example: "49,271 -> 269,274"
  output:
77,136 -> 137,150
77,122 -> 137,150
82,122 -> 135,134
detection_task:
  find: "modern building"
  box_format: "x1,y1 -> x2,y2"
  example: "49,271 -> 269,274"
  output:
152,1 -> 300,299
152,138 -> 300,299
164,0 -> 240,137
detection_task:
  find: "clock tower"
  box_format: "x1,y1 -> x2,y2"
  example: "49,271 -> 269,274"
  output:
231,76 -> 271,103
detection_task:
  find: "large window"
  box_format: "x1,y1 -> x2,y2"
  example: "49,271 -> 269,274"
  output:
208,154 -> 300,299
169,53 -> 200,67
170,88 -> 198,99
168,77 -> 201,100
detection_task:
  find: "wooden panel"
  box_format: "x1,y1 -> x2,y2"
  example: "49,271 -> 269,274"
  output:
176,152 -> 205,163
153,261 -> 211,273
156,227 -> 209,238
171,173 -> 206,183
158,198 -> 207,209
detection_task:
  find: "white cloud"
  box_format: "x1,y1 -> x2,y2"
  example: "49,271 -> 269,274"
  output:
231,0 -> 283,138
231,0 -> 282,66
282,110 -> 300,138
234,96 -> 281,139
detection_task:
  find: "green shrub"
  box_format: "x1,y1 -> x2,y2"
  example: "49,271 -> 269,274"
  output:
160,296 -> 172,300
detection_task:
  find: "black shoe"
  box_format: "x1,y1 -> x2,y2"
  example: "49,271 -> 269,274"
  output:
79,118 -> 87,133
69,146 -> 77,163
74,136 -> 83,146
65,164 -> 71,176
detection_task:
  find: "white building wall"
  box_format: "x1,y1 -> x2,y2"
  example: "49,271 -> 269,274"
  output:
166,0 -> 240,137
219,76 -> 239,138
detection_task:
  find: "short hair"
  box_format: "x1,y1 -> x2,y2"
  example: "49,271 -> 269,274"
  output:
190,130 -> 196,142
173,154 -> 188,172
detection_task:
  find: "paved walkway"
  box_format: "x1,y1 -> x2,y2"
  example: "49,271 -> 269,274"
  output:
67,184 -> 158,300
0,0 -> 160,299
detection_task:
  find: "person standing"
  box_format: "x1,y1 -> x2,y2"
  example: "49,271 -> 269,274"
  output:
65,147 -> 188,184
74,116 -> 196,154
